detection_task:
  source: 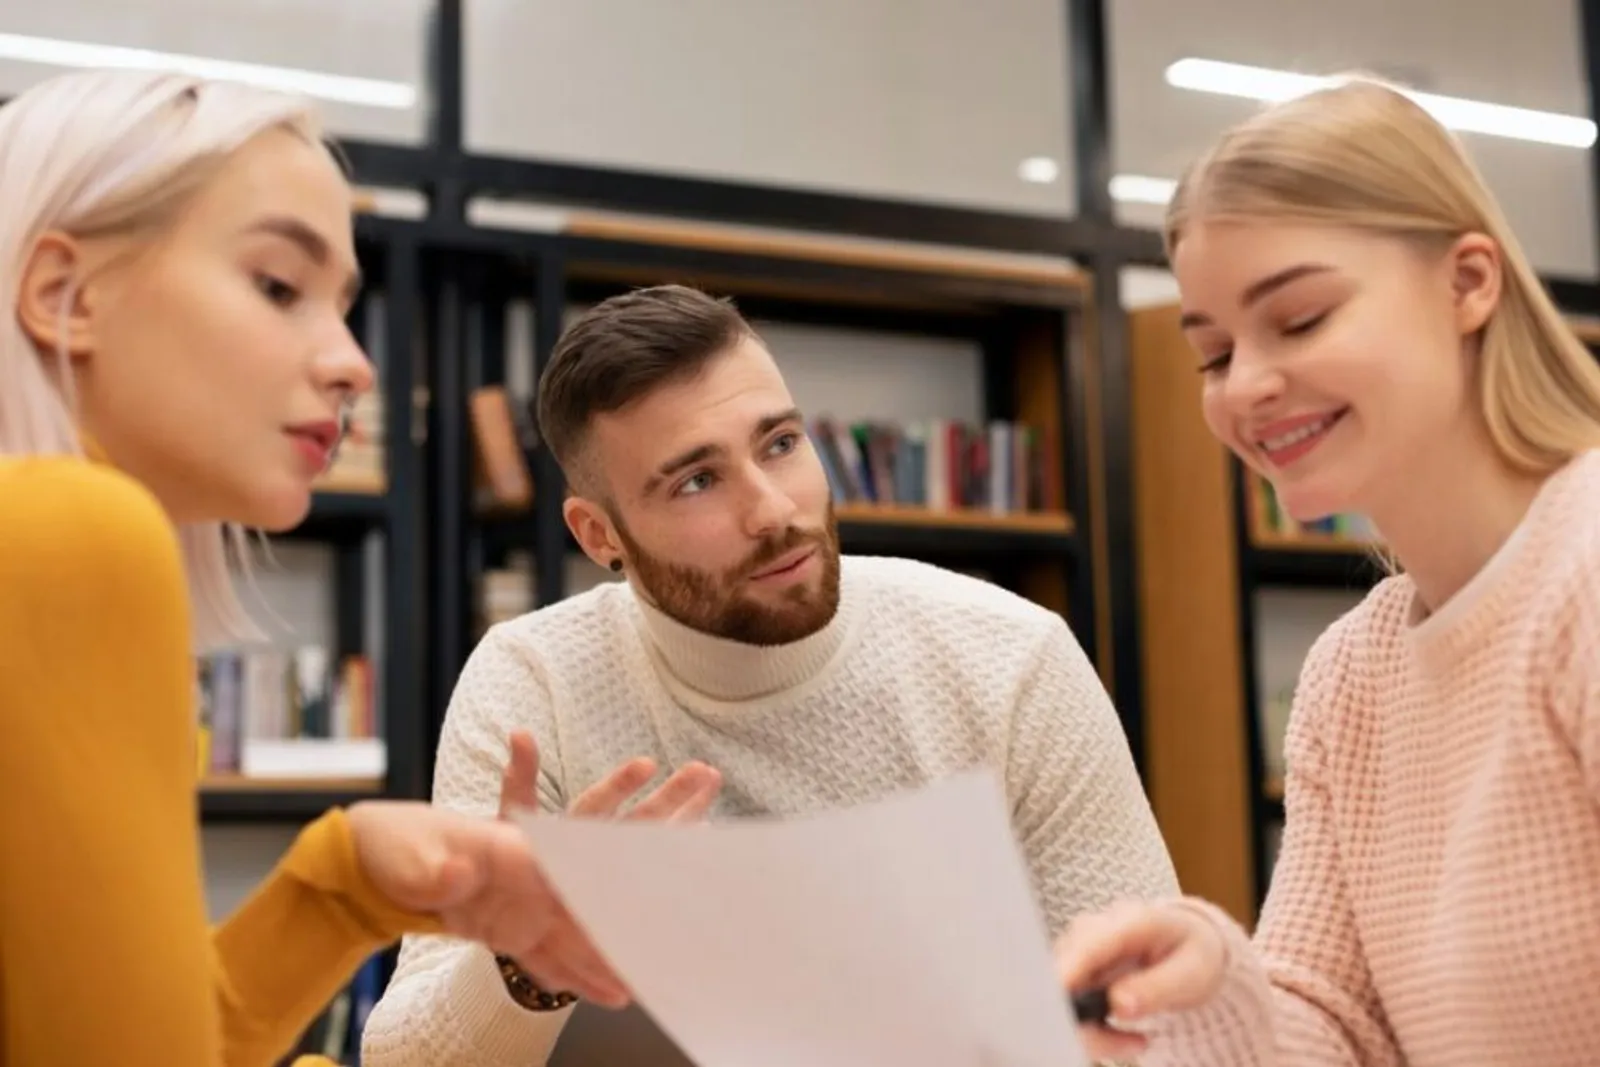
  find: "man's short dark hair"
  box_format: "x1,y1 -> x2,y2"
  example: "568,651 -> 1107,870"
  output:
535,284 -> 754,491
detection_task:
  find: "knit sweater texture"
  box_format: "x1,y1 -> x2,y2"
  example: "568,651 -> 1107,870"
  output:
361,554 -> 1176,1066
1143,448 -> 1600,1066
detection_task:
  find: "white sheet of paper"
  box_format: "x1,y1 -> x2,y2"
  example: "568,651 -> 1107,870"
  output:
513,769 -> 1091,1067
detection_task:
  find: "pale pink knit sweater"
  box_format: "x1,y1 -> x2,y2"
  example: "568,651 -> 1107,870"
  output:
1142,448 -> 1600,1066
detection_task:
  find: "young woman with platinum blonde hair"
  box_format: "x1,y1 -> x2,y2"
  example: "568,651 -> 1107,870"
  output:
1055,76 -> 1600,1066
0,69 -> 647,1065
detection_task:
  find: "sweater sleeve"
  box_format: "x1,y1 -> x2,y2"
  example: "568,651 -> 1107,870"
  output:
1006,617 -> 1179,936
360,626 -> 576,1067
212,809 -> 444,1064
1139,613 -> 1403,1067
0,461 -> 427,1067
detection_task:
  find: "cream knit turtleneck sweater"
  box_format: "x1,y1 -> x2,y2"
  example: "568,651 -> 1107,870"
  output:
360,554 -> 1175,1067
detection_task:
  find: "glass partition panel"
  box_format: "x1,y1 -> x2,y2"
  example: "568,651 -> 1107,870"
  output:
1109,0 -> 1597,278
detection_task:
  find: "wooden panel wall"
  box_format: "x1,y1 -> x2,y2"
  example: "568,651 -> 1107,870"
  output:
1128,303 -> 1256,926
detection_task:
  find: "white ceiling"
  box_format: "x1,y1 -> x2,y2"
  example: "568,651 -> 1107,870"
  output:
0,0 -> 1593,276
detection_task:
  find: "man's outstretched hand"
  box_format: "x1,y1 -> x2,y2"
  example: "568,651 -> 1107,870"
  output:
489,729 -> 723,999
496,728 -> 722,824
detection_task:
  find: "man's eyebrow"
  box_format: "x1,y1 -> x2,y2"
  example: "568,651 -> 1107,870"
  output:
639,409 -> 803,497
643,442 -> 724,497
755,407 -> 803,437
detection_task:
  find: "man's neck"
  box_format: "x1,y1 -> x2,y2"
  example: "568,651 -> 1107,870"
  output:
629,569 -> 860,703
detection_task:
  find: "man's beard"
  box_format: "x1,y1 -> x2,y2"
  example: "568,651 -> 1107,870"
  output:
614,501 -> 842,645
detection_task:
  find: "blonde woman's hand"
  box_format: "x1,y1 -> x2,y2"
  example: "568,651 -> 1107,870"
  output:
1054,900 -> 1227,1060
344,799 -> 630,1007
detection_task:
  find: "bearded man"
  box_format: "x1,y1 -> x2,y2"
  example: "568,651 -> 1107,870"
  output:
361,284 -> 1176,1067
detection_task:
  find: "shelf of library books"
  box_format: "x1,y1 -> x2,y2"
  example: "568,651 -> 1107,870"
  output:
196,642 -> 387,822
1243,472 -> 1386,590
471,402 -> 1077,560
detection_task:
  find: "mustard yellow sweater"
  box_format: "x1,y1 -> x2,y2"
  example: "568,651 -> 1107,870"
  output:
0,457 -> 430,1066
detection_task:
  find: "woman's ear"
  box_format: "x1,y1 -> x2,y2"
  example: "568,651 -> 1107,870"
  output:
1449,232 -> 1502,338
16,231 -> 97,360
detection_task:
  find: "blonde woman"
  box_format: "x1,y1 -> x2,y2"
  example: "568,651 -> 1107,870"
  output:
1054,76 -> 1600,1065
0,70 -> 725,1066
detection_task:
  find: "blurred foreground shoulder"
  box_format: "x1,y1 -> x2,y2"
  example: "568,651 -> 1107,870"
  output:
0,457 -> 186,609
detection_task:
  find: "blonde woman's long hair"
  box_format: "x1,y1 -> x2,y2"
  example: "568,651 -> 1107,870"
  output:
0,69 -> 326,647
1165,75 -> 1600,476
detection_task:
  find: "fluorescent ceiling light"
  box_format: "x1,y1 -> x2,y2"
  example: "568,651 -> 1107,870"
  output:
1166,57 -> 1595,148
0,32 -> 415,109
1110,174 -> 1176,204
1017,156 -> 1060,183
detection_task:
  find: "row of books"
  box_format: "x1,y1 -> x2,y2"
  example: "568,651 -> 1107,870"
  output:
198,645 -> 383,780
463,391 -> 1071,520
1250,475 -> 1378,543
811,416 -> 1063,513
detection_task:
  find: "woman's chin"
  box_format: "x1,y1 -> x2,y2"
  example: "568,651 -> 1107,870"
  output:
1273,480 -> 1352,525
241,483 -> 313,533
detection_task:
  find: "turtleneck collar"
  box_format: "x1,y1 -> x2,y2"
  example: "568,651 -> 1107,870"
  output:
628,558 -> 863,707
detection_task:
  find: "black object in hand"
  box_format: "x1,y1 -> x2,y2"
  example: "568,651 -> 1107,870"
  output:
1069,986 -> 1111,1025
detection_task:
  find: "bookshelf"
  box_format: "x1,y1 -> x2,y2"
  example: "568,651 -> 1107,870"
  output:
426,210 -> 1122,757
1129,299 -> 1600,925
197,220 -> 431,823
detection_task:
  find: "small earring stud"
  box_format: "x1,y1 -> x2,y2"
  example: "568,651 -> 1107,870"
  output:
609,559 -> 623,573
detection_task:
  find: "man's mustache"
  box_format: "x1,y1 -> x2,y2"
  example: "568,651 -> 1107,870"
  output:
738,524 -> 829,577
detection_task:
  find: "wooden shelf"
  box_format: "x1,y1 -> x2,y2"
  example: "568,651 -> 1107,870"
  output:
199,774 -> 387,822
834,504 -> 1073,534
554,211 -> 1088,314
1250,530 -> 1377,555
835,505 -> 1076,557
562,212 -> 1087,292
1249,541 -> 1387,590
313,470 -> 387,496
200,774 -> 386,793
1568,315 -> 1600,345
483,504 -> 1077,559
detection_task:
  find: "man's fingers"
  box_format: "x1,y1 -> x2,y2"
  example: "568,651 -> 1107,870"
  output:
568,757 -> 657,816
665,772 -> 721,822
497,730 -> 542,819
627,762 -> 721,821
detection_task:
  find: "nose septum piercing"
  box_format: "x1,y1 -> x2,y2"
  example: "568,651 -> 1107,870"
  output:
327,397 -> 355,470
